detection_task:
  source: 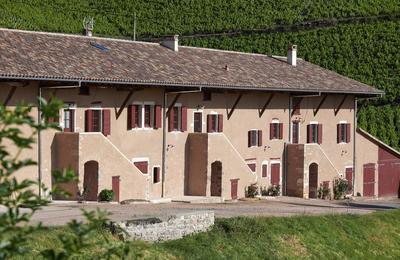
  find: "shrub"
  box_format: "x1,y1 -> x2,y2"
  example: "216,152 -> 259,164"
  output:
333,178 -> 349,200
99,189 -> 115,202
318,186 -> 331,199
269,185 -> 281,196
260,186 -> 268,196
245,183 -> 259,198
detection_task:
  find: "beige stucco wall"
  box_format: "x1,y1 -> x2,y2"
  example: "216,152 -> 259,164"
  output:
1,82 -> 359,201
355,131 -> 379,196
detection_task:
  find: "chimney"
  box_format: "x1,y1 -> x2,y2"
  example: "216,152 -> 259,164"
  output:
287,45 -> 297,66
83,17 -> 94,37
161,35 -> 179,52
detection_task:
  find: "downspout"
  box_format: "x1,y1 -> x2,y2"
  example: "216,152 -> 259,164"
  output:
161,87 -> 202,198
353,97 -> 357,196
37,86 -> 42,198
161,89 -> 167,198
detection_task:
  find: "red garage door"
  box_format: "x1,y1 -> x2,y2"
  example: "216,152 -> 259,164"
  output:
363,163 -> 375,197
378,147 -> 400,197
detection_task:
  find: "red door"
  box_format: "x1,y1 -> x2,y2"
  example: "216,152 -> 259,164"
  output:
230,179 -> 239,200
363,164 -> 375,197
271,163 -> 280,186
345,167 -> 353,194
112,176 -> 120,202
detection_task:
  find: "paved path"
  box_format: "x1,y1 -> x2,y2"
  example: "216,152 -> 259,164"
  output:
9,197 -> 400,226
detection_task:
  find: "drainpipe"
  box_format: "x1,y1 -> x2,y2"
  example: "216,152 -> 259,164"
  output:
353,97 -> 357,196
38,86 -> 43,198
161,87 -> 203,198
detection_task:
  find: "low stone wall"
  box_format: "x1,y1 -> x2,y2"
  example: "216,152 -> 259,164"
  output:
112,211 -> 214,242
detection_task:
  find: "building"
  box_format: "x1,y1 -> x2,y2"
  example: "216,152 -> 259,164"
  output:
0,28 -> 398,202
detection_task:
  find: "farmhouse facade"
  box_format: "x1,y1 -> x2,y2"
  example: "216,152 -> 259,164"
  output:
0,28 -> 399,201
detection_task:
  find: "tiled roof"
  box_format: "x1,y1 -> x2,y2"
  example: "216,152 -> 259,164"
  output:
0,28 -> 382,95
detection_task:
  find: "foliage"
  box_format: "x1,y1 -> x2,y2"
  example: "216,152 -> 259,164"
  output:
18,209 -> 400,259
333,178 -> 349,200
317,186 -> 331,200
99,189 -> 115,202
269,185 -> 281,196
0,99 -> 128,258
0,0 -> 399,38
245,183 -> 259,198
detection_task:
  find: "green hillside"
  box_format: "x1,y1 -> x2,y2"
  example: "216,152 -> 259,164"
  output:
0,0 -> 399,149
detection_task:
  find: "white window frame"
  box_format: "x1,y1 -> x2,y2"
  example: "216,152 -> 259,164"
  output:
61,102 -> 76,131
338,120 -> 348,144
208,111 -> 220,134
245,159 -> 257,173
171,103 -> 182,132
249,129 -> 259,147
132,157 -> 150,175
291,121 -> 300,143
309,121 -> 319,144
271,119 -> 281,140
261,160 -> 269,179
192,110 -> 203,133
152,165 -> 161,184
131,101 -> 155,130
90,103 -> 103,133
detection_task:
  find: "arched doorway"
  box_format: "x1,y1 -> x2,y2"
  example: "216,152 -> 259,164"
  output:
210,161 -> 222,196
83,161 -> 99,201
309,163 -> 318,198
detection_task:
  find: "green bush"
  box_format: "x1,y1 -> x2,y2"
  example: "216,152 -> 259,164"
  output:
245,183 -> 259,198
98,189 -> 115,202
333,178 -> 349,200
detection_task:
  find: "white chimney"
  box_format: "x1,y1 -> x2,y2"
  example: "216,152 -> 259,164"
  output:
287,45 -> 297,66
161,35 -> 179,52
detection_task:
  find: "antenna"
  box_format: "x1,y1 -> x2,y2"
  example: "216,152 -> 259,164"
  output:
83,17 -> 94,36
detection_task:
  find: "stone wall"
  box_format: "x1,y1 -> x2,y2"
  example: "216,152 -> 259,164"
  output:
112,211 -> 214,242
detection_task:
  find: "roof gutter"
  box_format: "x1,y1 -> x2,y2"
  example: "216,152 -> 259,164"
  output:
0,75 -> 384,97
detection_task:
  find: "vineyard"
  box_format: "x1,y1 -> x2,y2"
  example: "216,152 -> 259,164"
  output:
0,0 -> 399,149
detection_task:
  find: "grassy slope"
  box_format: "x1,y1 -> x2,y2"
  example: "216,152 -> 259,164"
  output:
19,210 -> 400,259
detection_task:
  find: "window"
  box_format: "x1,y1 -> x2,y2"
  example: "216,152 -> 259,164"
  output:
207,114 -> 223,133
262,162 -> 268,178
133,159 -> 149,174
193,111 -> 202,133
203,91 -> 212,101
248,130 -> 262,147
168,105 -> 187,132
63,109 -> 75,132
307,123 -> 322,144
337,123 -> 351,143
246,160 -> 256,173
92,110 -> 102,132
270,120 -> 283,140
85,104 -> 111,136
128,103 -> 160,129
153,166 -> 161,183
292,121 -> 299,144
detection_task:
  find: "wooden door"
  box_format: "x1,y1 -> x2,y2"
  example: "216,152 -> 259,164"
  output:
83,161 -> 99,201
309,163 -> 318,198
193,112 -> 202,133
363,163 -> 375,197
211,161 -> 222,196
230,179 -> 239,200
271,163 -> 280,186
345,167 -> 353,194
112,176 -> 120,202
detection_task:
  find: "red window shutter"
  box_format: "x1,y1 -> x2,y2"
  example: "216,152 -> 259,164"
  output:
248,131 -> 252,147
269,123 -> 274,140
317,124 -> 323,144
181,106 -> 187,132
207,115 -> 213,133
85,109 -> 93,132
168,108 -> 174,132
154,105 -> 162,129
279,123 -> 283,139
218,114 -> 223,132
307,124 -> 312,143
346,123 -> 351,143
127,105 -> 136,129
102,109 -> 111,136
337,124 -> 341,143
258,130 -> 262,146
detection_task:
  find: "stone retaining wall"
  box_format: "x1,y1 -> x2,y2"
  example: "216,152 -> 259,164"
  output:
112,211 -> 214,242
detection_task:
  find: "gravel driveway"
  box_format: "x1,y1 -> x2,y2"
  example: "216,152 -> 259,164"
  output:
22,196 -> 400,226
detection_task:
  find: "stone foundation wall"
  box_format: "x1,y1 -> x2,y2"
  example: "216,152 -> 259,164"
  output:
112,211 -> 214,242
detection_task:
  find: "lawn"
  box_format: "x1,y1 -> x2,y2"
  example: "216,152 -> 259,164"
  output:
19,209 -> 400,259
